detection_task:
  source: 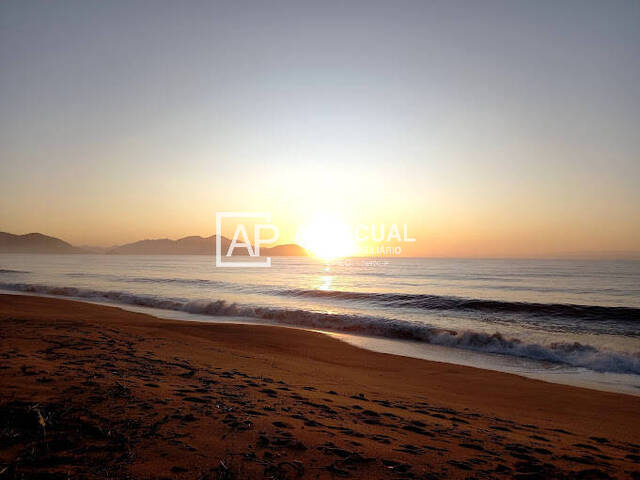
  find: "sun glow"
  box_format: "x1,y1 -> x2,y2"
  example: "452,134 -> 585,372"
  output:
295,215 -> 357,260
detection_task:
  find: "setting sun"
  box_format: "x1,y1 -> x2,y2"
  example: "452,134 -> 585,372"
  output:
295,215 -> 357,260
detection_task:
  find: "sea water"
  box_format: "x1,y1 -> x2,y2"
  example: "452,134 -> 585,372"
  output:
1,255 -> 639,395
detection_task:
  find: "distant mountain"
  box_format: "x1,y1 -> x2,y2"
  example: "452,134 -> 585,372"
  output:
0,232 -> 85,254
265,244 -> 308,256
0,231 -> 308,256
107,235 -> 229,255
107,235 -> 308,256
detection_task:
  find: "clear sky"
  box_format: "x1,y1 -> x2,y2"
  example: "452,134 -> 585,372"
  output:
1,0 -> 639,257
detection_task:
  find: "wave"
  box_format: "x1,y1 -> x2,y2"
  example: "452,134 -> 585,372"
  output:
1,281 -> 639,375
64,272 -> 229,287
279,289 -> 640,322
58,273 -> 639,318
0,269 -> 29,274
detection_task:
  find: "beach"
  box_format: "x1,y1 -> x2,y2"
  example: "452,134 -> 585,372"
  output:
1,294 -> 639,479
3,1 -> 640,477
2,255 -> 639,396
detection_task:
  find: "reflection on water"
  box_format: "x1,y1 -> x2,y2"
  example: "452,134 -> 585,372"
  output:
319,275 -> 332,291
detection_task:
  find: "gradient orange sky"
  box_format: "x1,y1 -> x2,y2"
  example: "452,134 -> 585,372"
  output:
1,1 -> 639,257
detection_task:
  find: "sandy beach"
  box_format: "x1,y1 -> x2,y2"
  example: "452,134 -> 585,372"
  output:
1,294 -> 639,479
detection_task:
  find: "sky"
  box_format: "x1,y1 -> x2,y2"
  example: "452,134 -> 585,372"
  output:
1,0 -> 639,257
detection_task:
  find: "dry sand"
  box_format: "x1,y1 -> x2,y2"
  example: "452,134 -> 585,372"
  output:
0,294 -> 639,479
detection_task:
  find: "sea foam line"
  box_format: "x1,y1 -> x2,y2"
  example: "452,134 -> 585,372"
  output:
1,281 -> 639,375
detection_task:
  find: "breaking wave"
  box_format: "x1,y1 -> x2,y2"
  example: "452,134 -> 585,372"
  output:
1,281 -> 639,375
279,289 -> 640,322
56,274 -> 640,323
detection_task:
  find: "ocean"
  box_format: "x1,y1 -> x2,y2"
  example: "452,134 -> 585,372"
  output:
1,254 -> 639,395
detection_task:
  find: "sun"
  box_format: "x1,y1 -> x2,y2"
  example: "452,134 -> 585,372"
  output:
295,215 -> 356,260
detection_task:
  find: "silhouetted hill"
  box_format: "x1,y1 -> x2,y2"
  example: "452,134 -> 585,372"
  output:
107,235 -> 229,255
107,235 -> 308,256
0,231 -> 308,256
265,244 -> 308,256
0,232 -> 85,254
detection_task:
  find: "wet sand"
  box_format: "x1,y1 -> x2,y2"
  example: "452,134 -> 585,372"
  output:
1,294 -> 639,479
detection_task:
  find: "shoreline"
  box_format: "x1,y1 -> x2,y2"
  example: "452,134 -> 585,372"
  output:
1,293 -> 639,478
2,288 -> 638,397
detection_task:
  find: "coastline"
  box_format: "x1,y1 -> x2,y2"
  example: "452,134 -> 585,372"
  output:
2,285 -> 638,397
1,293 -> 639,478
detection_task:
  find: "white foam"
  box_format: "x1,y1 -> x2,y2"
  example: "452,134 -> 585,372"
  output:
2,281 -> 639,375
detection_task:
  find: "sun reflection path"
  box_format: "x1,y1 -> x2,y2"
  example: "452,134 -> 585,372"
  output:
319,275 -> 332,291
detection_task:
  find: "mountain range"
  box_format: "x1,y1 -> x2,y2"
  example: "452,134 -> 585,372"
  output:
0,232 -> 85,254
0,232 -> 307,256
